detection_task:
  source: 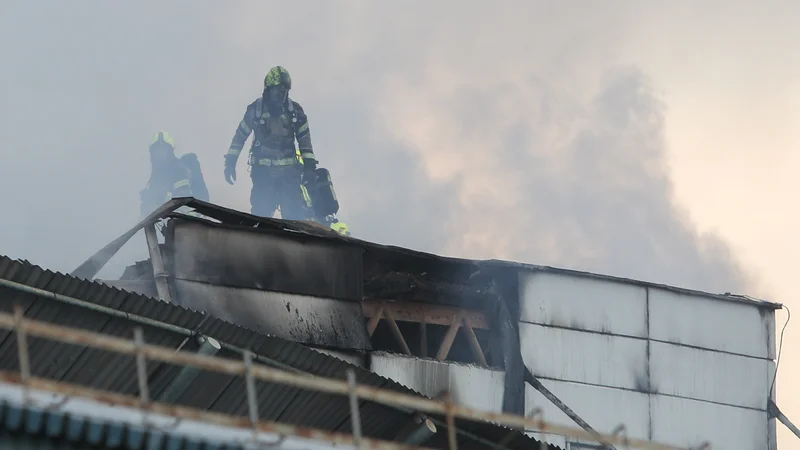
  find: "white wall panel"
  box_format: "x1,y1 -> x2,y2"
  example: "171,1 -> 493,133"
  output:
650,342 -> 771,410
519,272 -> 647,337
524,380 -> 650,441
370,353 -> 505,413
648,287 -> 774,359
526,431 -> 567,449
310,348 -> 364,367
651,395 -> 768,450
520,323 -> 648,391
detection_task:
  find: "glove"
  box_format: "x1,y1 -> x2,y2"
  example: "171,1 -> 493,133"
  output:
224,155 -> 237,185
303,157 -> 317,172
301,158 -> 317,184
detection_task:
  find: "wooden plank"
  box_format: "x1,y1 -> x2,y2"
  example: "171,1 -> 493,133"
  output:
436,313 -> 463,361
384,310 -> 412,355
463,316 -> 488,366
366,308 -> 383,337
362,299 -> 489,330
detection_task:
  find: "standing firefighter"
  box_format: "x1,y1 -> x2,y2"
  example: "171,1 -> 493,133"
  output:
224,66 -> 316,220
140,131 -> 209,217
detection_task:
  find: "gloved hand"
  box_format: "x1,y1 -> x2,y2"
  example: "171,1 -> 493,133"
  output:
224,155 -> 237,185
303,157 -> 317,172
301,158 -> 317,184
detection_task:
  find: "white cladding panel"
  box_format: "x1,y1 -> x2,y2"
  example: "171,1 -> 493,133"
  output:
520,323 -> 648,391
518,271 -> 647,337
650,342 -> 770,410
648,287 -> 774,359
524,380 -> 650,441
526,432 -> 567,449
370,353 -> 505,413
310,348 -> 364,367
651,395 -> 767,450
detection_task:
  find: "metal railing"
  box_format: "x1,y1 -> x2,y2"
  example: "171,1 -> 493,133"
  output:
0,304 -> 705,450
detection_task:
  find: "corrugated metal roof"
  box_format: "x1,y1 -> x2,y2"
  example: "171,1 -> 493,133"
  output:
0,399 -> 248,450
0,256 -> 558,450
0,380 -> 367,450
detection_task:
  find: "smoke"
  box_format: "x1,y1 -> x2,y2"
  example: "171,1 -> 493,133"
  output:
0,1 -> 754,293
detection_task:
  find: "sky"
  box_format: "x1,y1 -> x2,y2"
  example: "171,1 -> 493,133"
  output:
1,0 -> 799,447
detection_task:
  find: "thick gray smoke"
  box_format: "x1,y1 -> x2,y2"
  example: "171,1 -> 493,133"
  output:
0,1 -> 754,293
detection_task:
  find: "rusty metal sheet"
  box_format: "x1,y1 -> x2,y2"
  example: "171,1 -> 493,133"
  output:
170,219 -> 362,301
173,279 -> 371,350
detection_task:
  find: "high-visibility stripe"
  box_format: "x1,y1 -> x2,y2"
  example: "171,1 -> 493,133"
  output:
255,157 -> 297,166
227,148 -> 242,156
173,179 -> 190,190
300,184 -> 312,207
239,120 -> 251,134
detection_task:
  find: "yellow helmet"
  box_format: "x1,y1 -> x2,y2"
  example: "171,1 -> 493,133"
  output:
264,66 -> 292,90
151,130 -> 175,148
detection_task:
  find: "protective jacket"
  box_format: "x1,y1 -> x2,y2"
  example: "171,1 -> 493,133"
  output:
226,96 -> 315,167
140,153 -> 209,217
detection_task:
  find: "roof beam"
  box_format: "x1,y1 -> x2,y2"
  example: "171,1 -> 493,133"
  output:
361,299 -> 490,330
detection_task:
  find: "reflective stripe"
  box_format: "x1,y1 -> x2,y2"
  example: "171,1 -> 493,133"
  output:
239,120 -> 251,134
227,148 -> 242,156
255,157 -> 297,166
300,184 -> 312,207
296,122 -> 309,134
300,152 -> 315,160
173,179 -> 190,190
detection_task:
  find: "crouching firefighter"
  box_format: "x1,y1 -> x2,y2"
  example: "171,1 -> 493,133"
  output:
139,131 -> 209,218
297,150 -> 351,236
224,66 -> 318,220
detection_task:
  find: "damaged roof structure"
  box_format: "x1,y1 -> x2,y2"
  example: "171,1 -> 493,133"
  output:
0,197 -> 783,450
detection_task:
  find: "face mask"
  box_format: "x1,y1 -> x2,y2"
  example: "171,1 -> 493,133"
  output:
149,142 -> 174,165
267,86 -> 288,106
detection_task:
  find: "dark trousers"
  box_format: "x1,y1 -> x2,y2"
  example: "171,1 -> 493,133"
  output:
249,164 -> 310,220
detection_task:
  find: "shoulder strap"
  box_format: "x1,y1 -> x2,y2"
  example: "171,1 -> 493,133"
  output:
287,97 -> 297,122
254,97 -> 263,121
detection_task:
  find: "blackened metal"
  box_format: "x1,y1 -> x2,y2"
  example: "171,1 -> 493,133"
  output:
365,272 -> 495,312
172,279 -> 371,350
769,399 -> 800,441
170,219 -> 363,301
0,256 -> 553,450
524,367 -> 615,449
144,224 -> 173,303
484,279 -> 524,417
70,198 -> 192,280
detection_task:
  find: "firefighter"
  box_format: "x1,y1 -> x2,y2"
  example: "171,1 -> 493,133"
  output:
224,66 -> 317,220
139,131 -> 209,217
